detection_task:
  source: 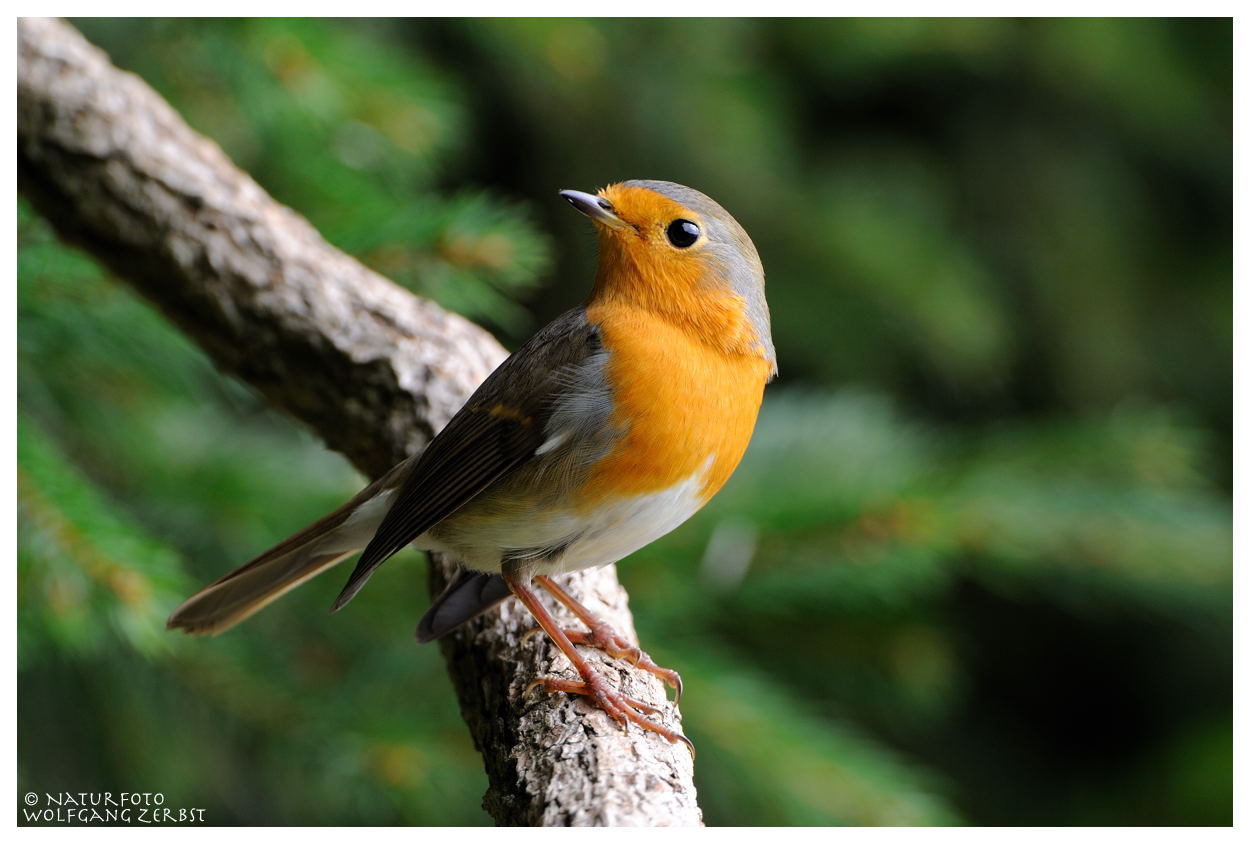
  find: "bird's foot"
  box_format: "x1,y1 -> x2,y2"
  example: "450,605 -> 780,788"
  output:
564,622 -> 684,702
525,671 -> 695,757
521,620 -> 683,701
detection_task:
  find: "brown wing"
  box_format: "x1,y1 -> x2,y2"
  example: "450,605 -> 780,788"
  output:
330,308 -> 604,610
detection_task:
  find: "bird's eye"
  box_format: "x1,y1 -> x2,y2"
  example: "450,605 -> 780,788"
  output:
666,219 -> 700,248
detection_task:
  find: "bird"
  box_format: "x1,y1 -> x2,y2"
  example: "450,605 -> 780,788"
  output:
168,180 -> 776,751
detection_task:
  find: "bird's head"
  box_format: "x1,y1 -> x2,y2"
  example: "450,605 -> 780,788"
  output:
561,180 -> 775,372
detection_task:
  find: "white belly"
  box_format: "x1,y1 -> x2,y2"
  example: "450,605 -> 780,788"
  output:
420,462 -> 712,575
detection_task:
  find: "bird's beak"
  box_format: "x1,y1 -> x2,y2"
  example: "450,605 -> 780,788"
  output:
559,189 -> 630,230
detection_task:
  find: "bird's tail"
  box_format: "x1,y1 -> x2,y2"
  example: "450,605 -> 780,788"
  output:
167,481 -> 398,636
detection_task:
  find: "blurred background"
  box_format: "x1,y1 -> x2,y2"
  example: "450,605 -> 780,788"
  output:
17,18 -> 1230,825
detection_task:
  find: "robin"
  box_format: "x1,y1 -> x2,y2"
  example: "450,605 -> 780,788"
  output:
168,180 -> 776,751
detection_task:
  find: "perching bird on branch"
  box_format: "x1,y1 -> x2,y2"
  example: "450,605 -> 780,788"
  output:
168,180 -> 776,750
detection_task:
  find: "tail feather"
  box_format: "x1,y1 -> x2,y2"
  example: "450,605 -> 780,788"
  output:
415,569 -> 512,642
168,549 -> 357,636
168,483 -> 398,636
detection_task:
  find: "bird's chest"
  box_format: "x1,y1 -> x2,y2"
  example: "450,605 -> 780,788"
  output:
575,307 -> 771,511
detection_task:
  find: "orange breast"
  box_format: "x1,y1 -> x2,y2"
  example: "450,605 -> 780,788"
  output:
575,303 -> 772,511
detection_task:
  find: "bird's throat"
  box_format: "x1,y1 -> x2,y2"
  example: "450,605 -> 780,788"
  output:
589,237 -> 763,360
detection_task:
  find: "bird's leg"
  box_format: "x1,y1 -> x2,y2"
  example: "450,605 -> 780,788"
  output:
534,574 -> 683,702
502,570 -> 693,755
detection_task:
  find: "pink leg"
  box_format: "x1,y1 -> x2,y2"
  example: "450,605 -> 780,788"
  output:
504,570 -> 693,756
534,574 -> 684,702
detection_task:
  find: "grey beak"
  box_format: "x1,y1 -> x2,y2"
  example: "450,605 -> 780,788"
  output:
559,189 -> 630,230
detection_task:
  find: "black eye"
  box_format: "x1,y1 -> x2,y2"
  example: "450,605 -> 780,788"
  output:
666,219 -> 700,248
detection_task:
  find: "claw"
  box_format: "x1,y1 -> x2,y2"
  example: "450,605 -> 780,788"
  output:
523,677 -> 547,700
527,674 -> 691,749
562,624 -> 684,701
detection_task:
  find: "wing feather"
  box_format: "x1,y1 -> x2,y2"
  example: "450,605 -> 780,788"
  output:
330,308 -> 605,611
331,407 -> 541,609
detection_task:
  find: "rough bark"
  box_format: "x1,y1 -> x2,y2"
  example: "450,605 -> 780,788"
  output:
17,17 -> 700,826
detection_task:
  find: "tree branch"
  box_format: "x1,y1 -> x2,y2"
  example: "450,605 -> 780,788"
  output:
17,17 -> 700,826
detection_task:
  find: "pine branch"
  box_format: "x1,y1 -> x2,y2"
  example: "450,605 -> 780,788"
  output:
17,17 -> 699,826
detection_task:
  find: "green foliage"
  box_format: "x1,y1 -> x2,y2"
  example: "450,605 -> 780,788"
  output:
420,17 -> 1229,429
18,412 -> 191,661
619,397 -> 1229,820
18,18 -> 1229,826
72,18 -> 551,334
676,647 -> 959,826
